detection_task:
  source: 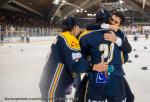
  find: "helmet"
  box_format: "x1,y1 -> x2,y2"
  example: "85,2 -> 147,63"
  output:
62,16 -> 77,28
96,9 -> 110,23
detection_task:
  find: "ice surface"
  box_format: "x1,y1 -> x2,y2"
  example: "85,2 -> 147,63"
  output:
0,36 -> 150,102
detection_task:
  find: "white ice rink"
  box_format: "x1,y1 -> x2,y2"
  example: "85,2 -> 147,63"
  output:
0,36 -> 150,102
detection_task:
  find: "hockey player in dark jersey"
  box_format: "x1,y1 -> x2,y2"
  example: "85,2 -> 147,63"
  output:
107,12 -> 134,102
39,17 -> 89,102
79,10 -> 134,102
39,17 -> 104,102
75,10 -> 111,102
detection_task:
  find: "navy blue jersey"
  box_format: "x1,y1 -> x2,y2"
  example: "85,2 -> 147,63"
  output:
80,29 -> 132,87
39,31 -> 90,102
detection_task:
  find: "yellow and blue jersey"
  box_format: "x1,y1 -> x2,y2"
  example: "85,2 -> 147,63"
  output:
39,31 -> 90,102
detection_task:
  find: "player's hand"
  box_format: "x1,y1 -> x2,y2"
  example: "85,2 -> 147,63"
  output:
104,31 -> 117,43
93,59 -> 108,72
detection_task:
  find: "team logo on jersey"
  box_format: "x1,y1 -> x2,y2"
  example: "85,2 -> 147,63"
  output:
96,72 -> 108,83
71,41 -> 75,47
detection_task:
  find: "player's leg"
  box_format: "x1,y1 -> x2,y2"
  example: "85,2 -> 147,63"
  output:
123,77 -> 134,102
85,83 -> 106,102
75,75 -> 88,102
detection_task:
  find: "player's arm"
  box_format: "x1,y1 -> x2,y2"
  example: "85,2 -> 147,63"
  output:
80,33 -> 108,72
79,36 -> 89,59
116,30 -> 132,53
39,36 -> 62,99
104,31 -> 132,53
116,31 -> 132,63
59,37 -> 90,73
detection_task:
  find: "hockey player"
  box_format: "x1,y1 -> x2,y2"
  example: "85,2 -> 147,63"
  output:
108,12 -> 134,102
75,9 -> 111,102
39,17 -> 103,102
79,10 -> 133,102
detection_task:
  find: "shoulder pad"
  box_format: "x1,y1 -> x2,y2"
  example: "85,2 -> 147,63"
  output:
59,31 -> 81,51
78,30 -> 91,40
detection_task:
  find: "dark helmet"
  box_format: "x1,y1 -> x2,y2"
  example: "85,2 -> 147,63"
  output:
62,17 -> 77,31
96,9 -> 110,24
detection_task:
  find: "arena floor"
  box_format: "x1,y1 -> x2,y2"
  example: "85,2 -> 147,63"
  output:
0,36 -> 150,102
